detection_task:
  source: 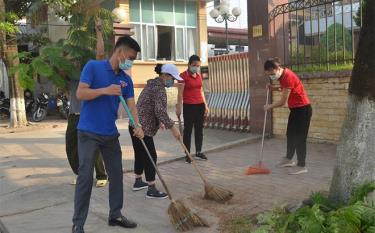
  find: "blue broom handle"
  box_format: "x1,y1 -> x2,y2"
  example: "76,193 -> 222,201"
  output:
119,95 -> 137,127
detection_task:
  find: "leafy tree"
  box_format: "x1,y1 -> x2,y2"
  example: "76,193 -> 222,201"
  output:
1,0 -> 28,127
319,23 -> 353,55
1,0 -> 113,127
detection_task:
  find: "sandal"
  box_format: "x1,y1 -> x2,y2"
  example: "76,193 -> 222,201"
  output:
96,179 -> 108,187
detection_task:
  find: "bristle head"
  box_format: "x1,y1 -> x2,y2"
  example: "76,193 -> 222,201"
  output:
204,184 -> 234,202
167,200 -> 208,231
245,167 -> 271,175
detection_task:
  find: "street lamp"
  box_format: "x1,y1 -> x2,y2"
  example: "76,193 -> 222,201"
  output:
209,0 -> 241,54
112,7 -> 127,23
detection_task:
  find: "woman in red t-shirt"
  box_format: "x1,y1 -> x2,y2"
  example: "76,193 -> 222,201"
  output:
176,55 -> 209,163
263,58 -> 312,175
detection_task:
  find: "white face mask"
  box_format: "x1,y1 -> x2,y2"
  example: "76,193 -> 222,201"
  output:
189,66 -> 200,74
269,69 -> 282,81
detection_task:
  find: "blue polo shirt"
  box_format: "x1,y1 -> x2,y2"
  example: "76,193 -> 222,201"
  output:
77,60 -> 134,136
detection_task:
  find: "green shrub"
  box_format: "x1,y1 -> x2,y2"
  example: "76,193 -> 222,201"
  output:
252,183 -> 375,233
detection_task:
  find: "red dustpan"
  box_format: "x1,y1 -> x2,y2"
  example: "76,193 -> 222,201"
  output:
246,89 -> 271,175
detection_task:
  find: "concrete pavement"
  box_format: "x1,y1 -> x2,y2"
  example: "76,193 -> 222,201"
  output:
0,119 -> 336,233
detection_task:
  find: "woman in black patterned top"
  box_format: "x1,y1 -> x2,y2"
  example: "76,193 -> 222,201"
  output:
129,64 -> 182,199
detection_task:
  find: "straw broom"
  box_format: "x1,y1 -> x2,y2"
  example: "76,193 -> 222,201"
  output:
178,117 -> 233,203
119,96 -> 207,231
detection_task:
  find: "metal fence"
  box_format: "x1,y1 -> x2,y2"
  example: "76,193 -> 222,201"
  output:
205,52 -> 250,132
269,0 -> 364,71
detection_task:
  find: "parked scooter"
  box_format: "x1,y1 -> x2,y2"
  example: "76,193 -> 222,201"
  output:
24,89 -> 34,116
56,92 -> 69,120
32,92 -> 49,122
0,91 -> 10,120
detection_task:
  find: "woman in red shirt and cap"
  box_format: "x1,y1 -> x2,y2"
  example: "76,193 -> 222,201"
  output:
176,55 -> 209,163
264,58 -> 312,175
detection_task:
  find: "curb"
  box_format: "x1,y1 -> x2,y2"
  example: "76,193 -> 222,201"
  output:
123,135 -> 263,173
0,122 -> 66,134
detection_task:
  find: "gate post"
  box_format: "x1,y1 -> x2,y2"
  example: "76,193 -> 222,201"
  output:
248,0 -> 288,134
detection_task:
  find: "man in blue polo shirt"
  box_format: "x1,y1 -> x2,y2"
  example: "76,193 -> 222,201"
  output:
72,36 -> 144,233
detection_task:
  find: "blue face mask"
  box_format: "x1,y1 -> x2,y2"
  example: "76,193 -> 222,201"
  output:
119,59 -> 133,70
165,79 -> 174,88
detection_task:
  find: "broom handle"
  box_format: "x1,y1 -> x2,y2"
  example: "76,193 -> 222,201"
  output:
177,116 -> 183,135
177,117 -> 208,183
119,96 -> 174,201
178,139 -> 209,185
259,88 -> 269,164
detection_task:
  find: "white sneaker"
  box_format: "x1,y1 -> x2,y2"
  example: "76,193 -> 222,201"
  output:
288,166 -> 308,175
277,158 -> 296,168
70,177 -> 77,185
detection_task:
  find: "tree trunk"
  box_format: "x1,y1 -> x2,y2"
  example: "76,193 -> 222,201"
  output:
329,95 -> 375,202
329,1 -> 375,203
5,44 -> 27,127
1,0 -> 27,127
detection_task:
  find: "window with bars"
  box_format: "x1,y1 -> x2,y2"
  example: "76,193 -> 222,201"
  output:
129,0 -> 198,61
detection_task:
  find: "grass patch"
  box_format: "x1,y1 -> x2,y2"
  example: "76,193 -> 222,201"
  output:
293,63 -> 353,73
220,215 -> 256,233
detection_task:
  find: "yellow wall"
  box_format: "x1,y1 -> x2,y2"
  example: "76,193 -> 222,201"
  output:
130,62 -> 188,85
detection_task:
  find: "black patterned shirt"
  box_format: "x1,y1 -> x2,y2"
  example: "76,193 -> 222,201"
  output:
136,77 -> 174,137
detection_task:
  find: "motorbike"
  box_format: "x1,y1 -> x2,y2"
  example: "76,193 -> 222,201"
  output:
56,92 -> 69,120
0,91 -> 10,120
24,90 -> 34,116
32,92 -> 49,122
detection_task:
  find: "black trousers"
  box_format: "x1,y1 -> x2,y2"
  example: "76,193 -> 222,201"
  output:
286,105 -> 312,167
65,114 -> 107,180
129,126 -> 157,182
183,103 -> 205,153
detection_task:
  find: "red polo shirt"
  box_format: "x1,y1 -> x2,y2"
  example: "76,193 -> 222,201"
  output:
179,70 -> 204,104
279,68 -> 310,109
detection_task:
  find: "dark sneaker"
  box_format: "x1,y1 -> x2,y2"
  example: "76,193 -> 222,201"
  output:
196,152 -> 207,161
72,225 -> 84,233
185,156 -> 191,164
146,187 -> 168,199
132,179 -> 148,191
108,216 -> 137,228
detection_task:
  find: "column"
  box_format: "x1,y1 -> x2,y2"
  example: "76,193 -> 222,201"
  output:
248,0 -> 288,134
197,0 -> 208,65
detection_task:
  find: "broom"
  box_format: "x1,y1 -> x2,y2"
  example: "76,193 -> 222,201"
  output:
119,96 -> 207,232
245,88 -> 271,175
178,117 -> 233,203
